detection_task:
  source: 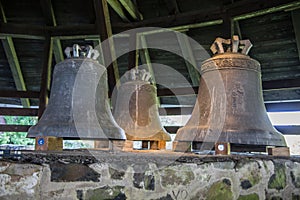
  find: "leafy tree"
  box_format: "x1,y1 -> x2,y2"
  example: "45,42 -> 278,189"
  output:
0,116 -> 37,145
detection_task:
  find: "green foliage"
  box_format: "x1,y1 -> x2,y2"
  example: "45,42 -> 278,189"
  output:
0,116 -> 37,145
0,132 -> 34,145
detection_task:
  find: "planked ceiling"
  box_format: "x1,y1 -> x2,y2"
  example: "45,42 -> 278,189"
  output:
0,0 -> 300,108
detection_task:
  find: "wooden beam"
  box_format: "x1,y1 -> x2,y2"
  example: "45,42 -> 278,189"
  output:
157,87 -> 198,97
1,38 -> 30,107
264,88 -> 300,102
40,0 -> 64,63
47,24 -> 97,37
0,23 -> 45,39
139,35 -> 156,84
94,0 -> 120,95
113,0 -> 299,31
275,126 -> 300,135
176,32 -> 200,86
119,0 -> 143,21
0,1 -> 30,107
0,1 -> 298,37
38,36 -> 53,118
127,32 -> 137,69
231,0 -> 300,21
159,107 -> 194,115
292,9 -> 300,60
156,78 -> 300,97
158,101 -> 300,116
0,108 -> 39,116
265,102 -> 300,112
0,90 -> 40,98
107,0 -> 130,22
262,78 -> 300,90
163,0 -> 180,15
0,125 -> 31,132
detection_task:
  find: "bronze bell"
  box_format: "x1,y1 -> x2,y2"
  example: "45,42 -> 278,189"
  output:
27,44 -> 126,141
174,36 -> 287,152
112,69 -> 171,149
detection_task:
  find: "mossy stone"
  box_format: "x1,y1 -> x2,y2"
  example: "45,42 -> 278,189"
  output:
85,186 -> 126,200
291,171 -> 300,188
237,193 -> 259,200
292,193 -> 300,200
109,167 -> 125,180
161,167 -> 194,187
207,179 -> 233,200
268,163 -> 286,190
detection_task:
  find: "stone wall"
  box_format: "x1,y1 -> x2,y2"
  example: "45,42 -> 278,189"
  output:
0,151 -> 300,200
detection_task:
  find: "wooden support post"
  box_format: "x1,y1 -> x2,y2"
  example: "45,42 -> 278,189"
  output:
267,147 -> 290,156
128,32 -> 137,70
150,141 -> 158,150
106,0 -> 130,22
292,9 -> 300,60
109,140 -> 125,152
122,140 -> 134,151
176,32 -> 200,86
94,140 -> 110,149
0,0 -> 30,107
215,142 -> 231,155
119,0 -> 143,21
139,35 -> 156,84
35,137 -> 63,151
142,141 -> 149,149
94,0 -> 120,96
234,21 -> 243,39
38,36 -> 53,118
222,13 -> 234,38
40,0 -> 64,63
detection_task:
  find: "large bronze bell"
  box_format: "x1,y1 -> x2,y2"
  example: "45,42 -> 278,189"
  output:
113,69 -> 171,149
174,36 -> 286,152
27,45 -> 126,141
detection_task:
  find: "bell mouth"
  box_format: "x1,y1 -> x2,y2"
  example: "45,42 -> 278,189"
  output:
125,130 -> 171,141
175,126 -> 287,148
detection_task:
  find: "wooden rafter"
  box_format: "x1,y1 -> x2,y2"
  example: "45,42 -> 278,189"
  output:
0,108 -> 38,116
127,32 -> 137,69
0,0 -> 298,37
40,0 -> 64,63
113,0 -> 300,31
119,0 -> 143,21
107,0 -> 130,22
93,0 -> 120,95
38,36 -> 53,118
292,9 -> 300,60
139,35 -> 156,85
0,0 -> 30,107
0,90 -> 40,98
176,32 -> 200,86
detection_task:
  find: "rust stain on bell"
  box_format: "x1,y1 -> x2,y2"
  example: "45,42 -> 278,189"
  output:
174,36 -> 286,151
113,69 -> 171,143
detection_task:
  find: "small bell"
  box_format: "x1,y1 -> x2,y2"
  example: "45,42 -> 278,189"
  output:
113,69 -> 171,150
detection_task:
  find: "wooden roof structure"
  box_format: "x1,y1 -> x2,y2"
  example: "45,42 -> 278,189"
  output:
0,0 -> 300,134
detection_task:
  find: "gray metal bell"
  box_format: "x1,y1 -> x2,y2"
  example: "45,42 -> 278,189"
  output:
27,45 -> 126,140
174,36 -> 286,152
